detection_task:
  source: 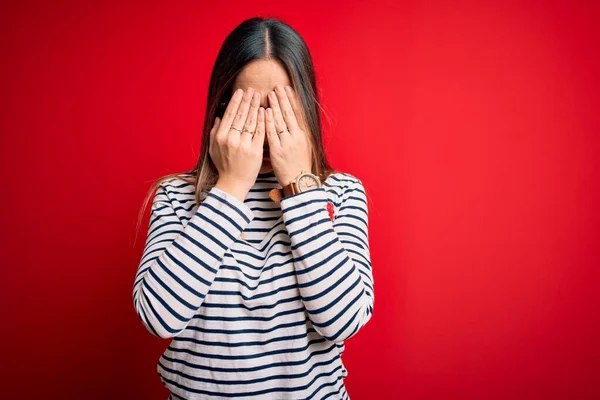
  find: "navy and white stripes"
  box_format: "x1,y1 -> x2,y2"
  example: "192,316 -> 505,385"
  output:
280,181 -> 373,343
133,170 -> 374,400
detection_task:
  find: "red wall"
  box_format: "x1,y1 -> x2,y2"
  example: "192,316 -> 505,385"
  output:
1,1 -> 599,399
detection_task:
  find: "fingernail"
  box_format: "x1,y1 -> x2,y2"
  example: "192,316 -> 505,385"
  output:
285,85 -> 292,93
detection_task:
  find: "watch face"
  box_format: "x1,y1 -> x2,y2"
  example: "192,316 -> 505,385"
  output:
297,174 -> 320,192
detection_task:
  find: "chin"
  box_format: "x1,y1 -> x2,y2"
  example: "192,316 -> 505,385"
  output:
260,162 -> 273,173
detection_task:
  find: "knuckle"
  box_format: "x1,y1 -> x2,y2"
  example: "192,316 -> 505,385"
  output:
243,145 -> 254,155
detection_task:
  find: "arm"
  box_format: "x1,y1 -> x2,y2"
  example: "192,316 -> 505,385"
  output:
132,182 -> 254,339
280,175 -> 374,343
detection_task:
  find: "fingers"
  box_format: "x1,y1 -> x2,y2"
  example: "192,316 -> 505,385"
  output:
285,85 -> 307,132
267,90 -> 292,143
273,84 -> 300,131
232,87 -> 254,132
216,88 -> 244,140
252,107 -> 266,151
241,91 -> 261,146
265,108 -> 279,148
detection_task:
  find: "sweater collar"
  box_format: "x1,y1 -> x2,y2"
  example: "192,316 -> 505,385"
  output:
247,170 -> 280,201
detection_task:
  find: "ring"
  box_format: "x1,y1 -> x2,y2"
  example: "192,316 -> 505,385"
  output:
278,128 -> 288,135
230,126 -> 242,133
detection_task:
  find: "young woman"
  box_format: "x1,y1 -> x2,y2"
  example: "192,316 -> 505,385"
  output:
133,16 -> 374,400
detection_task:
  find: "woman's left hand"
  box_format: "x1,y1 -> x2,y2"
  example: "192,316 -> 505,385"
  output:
265,84 -> 312,187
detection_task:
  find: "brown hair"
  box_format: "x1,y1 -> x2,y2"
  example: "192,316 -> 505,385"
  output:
134,17 -> 337,245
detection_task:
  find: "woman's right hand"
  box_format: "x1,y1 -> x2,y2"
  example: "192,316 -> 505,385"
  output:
210,87 -> 266,202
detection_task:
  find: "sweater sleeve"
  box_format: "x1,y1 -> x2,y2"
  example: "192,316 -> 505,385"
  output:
132,182 -> 254,339
280,175 -> 374,343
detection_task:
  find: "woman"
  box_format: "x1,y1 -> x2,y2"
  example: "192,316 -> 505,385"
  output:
133,17 -> 374,400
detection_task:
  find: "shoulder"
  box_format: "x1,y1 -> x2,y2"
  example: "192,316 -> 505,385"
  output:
323,171 -> 367,206
157,174 -> 195,193
324,171 -> 365,194
154,174 -> 198,206
325,171 -> 361,185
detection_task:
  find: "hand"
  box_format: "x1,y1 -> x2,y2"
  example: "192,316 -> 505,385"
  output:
210,87 -> 266,202
265,84 -> 313,186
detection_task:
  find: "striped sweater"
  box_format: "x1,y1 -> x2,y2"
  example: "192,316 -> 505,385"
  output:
132,170 -> 374,400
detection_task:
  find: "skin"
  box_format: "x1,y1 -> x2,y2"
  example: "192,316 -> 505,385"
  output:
234,59 -> 284,174
213,59 -> 312,202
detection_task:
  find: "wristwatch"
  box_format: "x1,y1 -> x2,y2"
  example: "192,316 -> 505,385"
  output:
282,170 -> 321,197
269,170 -> 321,205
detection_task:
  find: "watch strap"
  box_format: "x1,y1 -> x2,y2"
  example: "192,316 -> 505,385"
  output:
268,171 -> 320,205
282,181 -> 296,198
269,188 -> 284,205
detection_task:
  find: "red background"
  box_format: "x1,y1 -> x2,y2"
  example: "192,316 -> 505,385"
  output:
1,1 -> 599,399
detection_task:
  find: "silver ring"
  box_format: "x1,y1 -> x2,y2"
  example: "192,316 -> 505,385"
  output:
278,128 -> 288,135
230,126 -> 242,133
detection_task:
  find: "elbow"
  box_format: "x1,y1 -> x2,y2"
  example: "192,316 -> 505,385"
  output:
132,289 -> 184,340
316,327 -> 351,344
152,328 -> 181,340
143,317 -> 181,339
312,299 -> 374,344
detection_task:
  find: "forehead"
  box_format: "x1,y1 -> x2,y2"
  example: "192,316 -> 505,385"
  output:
233,59 -> 291,93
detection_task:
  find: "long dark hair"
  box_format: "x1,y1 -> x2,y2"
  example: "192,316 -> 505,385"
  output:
135,17 -> 337,244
